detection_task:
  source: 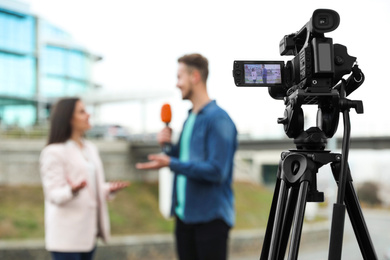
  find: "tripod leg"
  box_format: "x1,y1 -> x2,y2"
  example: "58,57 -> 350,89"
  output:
345,180 -> 378,259
331,163 -> 378,259
277,186 -> 299,260
264,179 -> 289,260
287,181 -> 309,260
260,178 -> 281,260
328,202 -> 346,260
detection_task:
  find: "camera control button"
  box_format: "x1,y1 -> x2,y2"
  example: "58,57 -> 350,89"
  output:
335,56 -> 344,65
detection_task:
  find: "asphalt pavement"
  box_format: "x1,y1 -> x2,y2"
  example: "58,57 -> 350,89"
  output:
231,209 -> 390,260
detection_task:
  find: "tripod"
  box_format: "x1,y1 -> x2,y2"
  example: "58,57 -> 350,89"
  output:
259,79 -> 377,259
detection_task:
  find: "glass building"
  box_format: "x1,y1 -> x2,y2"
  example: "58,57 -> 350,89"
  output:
0,0 -> 101,126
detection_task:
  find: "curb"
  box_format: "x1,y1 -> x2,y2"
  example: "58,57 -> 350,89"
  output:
0,223 -> 329,260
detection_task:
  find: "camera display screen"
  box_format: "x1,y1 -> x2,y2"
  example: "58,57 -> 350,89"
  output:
244,63 -> 283,84
233,61 -> 284,87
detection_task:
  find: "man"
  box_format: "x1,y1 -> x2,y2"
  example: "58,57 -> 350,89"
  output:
136,53 -> 237,260
262,64 -> 267,84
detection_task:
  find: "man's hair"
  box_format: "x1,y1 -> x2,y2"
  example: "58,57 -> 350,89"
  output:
178,53 -> 209,83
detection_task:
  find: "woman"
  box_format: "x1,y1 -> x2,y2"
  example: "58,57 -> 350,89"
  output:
40,97 -> 129,260
251,67 -> 257,83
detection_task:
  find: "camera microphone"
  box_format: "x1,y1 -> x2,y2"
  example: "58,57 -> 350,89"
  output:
160,103 -> 172,154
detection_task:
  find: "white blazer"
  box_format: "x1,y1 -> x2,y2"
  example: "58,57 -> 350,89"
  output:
40,140 -> 111,252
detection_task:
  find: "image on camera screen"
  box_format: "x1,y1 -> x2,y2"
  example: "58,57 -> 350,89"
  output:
244,64 -> 282,85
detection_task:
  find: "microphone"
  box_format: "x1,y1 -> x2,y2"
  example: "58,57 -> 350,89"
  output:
160,103 -> 172,154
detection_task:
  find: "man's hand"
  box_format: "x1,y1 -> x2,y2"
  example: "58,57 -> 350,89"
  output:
157,127 -> 172,146
136,154 -> 170,170
109,181 -> 130,193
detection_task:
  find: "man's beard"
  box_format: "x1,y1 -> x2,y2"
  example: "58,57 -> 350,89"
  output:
182,83 -> 194,100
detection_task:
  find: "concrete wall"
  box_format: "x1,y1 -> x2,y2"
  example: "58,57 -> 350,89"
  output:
2,138 -> 390,203
0,139 -> 253,186
0,139 -> 160,186
0,139 -> 46,185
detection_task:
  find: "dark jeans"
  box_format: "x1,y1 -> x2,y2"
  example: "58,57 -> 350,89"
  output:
50,247 -> 96,260
175,217 -> 230,260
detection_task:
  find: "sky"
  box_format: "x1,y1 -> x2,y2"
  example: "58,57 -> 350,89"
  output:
26,0 -> 390,138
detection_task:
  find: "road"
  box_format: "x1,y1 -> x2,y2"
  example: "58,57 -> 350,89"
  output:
232,209 -> 390,260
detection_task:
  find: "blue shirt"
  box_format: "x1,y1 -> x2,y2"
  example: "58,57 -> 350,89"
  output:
168,100 -> 238,227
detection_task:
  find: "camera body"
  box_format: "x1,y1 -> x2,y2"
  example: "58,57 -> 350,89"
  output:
233,9 -> 355,101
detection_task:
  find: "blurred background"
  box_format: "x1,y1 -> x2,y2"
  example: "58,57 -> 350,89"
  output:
1,0 -> 390,259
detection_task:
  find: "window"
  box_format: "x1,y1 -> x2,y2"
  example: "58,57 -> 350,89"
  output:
68,50 -> 87,79
41,77 -> 65,97
0,53 -> 35,97
0,10 -> 35,54
0,104 -> 36,126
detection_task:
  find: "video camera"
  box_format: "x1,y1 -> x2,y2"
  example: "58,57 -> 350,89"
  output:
233,9 -> 360,100
233,9 -> 364,140
236,9 -> 376,260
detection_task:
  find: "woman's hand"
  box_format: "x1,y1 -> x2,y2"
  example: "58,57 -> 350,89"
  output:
70,180 -> 87,195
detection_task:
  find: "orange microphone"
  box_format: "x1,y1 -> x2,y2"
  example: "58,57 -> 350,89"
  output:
160,103 -> 172,154
161,103 -> 172,126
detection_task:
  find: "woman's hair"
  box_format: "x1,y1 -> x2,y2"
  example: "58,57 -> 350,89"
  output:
47,97 -> 80,145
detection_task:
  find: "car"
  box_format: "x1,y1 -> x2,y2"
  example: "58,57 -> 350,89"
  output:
86,124 -> 129,140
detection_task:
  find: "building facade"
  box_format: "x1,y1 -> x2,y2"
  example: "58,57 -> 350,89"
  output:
0,0 -> 101,126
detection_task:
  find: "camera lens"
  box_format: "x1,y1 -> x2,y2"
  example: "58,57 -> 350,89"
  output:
319,17 -> 328,26
316,15 -> 332,29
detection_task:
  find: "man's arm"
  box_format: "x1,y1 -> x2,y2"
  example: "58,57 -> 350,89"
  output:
136,115 -> 237,184
170,115 -> 237,183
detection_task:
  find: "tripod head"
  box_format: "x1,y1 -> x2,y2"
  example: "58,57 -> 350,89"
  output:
277,64 -> 365,150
